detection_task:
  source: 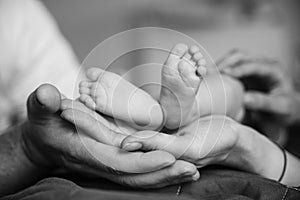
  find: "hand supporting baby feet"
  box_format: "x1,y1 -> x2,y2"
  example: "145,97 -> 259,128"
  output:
78,43 -> 244,133
160,43 -> 207,129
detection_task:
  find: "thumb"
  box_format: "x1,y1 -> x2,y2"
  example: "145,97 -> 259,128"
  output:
27,84 -> 61,118
121,130 -> 175,151
121,130 -> 188,159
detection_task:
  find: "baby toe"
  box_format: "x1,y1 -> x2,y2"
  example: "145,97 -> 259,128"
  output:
183,51 -> 192,61
80,94 -> 96,110
79,81 -> 93,88
196,66 -> 207,77
90,83 -> 107,101
189,45 -> 200,54
192,52 -> 203,63
171,43 -> 188,58
79,86 -> 91,95
86,67 -> 104,81
178,60 -> 199,88
79,94 -> 88,102
182,52 -> 195,66
165,43 -> 188,68
197,58 -> 207,66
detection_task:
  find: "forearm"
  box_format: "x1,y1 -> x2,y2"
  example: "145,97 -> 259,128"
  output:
0,124 -> 45,197
236,125 -> 300,186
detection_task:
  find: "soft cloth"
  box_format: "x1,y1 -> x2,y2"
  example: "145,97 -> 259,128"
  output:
2,167 -> 300,200
0,0 -> 81,132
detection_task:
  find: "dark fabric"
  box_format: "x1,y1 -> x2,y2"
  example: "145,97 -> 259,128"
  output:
286,124 -> 300,158
2,167 -> 300,200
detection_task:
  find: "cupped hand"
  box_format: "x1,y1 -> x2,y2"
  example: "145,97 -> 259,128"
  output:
22,84 -> 199,188
121,116 -> 246,169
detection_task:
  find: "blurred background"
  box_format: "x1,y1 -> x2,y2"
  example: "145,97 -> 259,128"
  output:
40,0 -> 299,94
41,0 -> 289,61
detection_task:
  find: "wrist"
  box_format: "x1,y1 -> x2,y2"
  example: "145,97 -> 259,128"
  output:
224,124 -> 257,173
234,125 -> 283,180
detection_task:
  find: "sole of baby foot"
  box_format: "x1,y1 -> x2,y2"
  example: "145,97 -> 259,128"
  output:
79,68 -> 164,130
160,44 -> 207,130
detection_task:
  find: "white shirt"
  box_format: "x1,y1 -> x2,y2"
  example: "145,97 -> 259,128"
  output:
0,0 -> 82,132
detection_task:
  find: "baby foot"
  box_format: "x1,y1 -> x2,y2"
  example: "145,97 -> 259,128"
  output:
79,68 -> 164,130
160,43 -> 207,129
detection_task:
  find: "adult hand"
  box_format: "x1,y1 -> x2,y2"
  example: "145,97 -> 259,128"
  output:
121,116 -> 242,168
21,84 -> 199,188
217,49 -> 300,125
120,116 -> 288,183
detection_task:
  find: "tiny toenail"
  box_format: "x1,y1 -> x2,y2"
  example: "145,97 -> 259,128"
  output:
192,172 -> 200,181
179,131 -> 186,136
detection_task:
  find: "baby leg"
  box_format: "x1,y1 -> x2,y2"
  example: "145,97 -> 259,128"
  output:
79,68 -> 164,130
196,74 -> 245,121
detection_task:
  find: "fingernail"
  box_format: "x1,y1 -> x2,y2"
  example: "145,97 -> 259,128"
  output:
181,169 -> 196,176
192,171 -> 200,181
122,142 -> 142,151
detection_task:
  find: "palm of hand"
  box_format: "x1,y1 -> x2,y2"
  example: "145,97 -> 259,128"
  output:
121,116 -> 239,167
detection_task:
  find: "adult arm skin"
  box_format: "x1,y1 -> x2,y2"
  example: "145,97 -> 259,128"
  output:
121,116 -> 300,186
237,124 -> 300,186
0,84 -> 199,197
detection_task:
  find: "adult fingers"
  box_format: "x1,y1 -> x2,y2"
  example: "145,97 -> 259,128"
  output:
61,99 -> 136,135
217,49 -> 250,71
224,62 -> 285,86
112,160 -> 200,188
60,102 -> 174,173
67,159 -> 199,188
121,130 -> 192,159
61,108 -> 126,147
221,58 -> 287,84
244,91 -> 290,115
80,135 -> 176,173
61,99 -> 95,115
217,50 -> 284,80
61,99 -> 115,129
